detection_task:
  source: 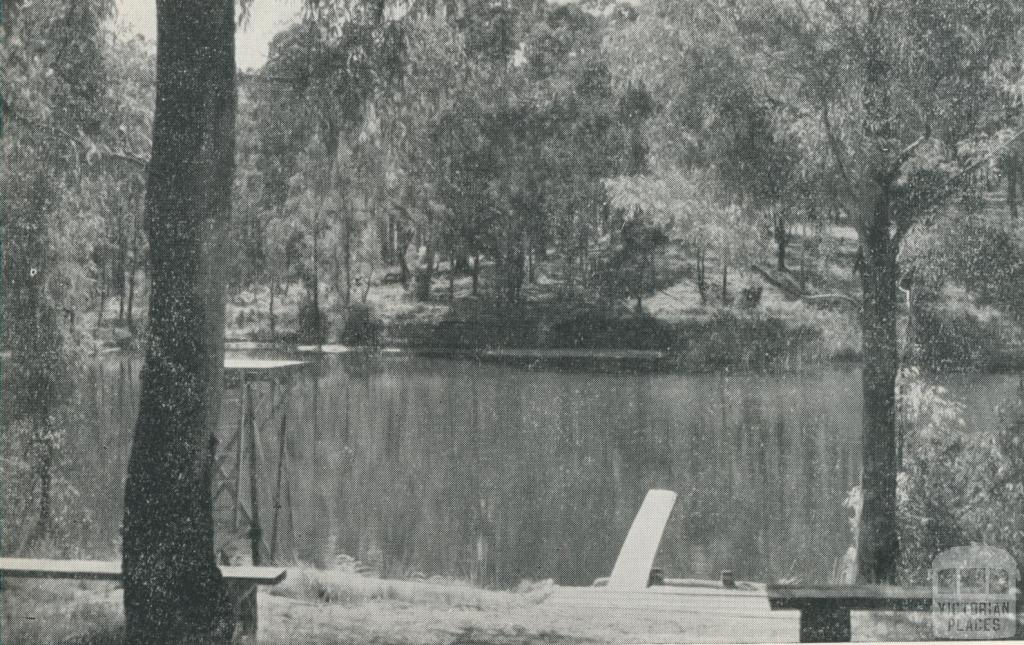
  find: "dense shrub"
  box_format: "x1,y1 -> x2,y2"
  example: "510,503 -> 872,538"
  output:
913,307 -> 1012,372
679,311 -> 819,370
2,406 -> 93,557
296,297 -> 327,345
545,309 -> 677,350
896,369 -> 1024,584
339,303 -> 381,347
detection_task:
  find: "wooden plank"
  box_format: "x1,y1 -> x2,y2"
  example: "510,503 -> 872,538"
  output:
224,358 -> 305,372
767,584 -> 932,601
546,586 -> 785,621
767,584 -> 933,611
0,558 -> 120,580
481,348 -> 665,360
0,558 -> 286,585
607,489 -> 678,590
595,575 -> 764,592
220,565 -> 287,584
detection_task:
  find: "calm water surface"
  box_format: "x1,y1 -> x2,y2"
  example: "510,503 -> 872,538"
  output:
41,353 -> 1021,587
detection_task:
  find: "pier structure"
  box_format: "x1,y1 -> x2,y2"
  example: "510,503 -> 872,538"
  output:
214,358 -> 306,566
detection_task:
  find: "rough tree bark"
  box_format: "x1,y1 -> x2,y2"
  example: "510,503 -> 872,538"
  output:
122,1 -> 236,642
848,14 -> 904,583
854,184 -> 901,583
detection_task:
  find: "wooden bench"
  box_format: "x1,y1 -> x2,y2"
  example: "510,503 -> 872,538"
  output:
767,584 -> 933,642
0,557 -> 286,638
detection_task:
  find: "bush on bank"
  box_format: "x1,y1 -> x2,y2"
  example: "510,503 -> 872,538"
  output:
896,369 -> 1024,584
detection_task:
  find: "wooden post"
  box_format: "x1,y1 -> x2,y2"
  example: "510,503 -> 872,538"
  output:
721,570 -> 735,588
285,457 -> 297,562
647,568 -> 664,586
246,382 -> 263,566
233,374 -> 246,532
227,580 -> 258,639
269,409 -> 288,562
799,604 -> 851,643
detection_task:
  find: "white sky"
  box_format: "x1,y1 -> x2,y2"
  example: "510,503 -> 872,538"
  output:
115,0 -> 302,70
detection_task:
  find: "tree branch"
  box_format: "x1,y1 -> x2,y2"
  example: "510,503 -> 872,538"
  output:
920,126 -> 1024,213
2,96 -> 149,169
889,136 -> 924,178
818,97 -> 859,206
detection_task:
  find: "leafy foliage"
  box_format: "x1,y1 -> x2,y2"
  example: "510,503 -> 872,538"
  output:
898,369 -> 1024,584
1,0 -> 153,546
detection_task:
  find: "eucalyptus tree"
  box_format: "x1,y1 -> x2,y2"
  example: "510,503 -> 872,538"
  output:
750,0 -> 1022,584
2,0 -> 106,544
120,0 -> 238,640
608,0 -> 1024,583
2,0 -> 155,545
604,0 -> 800,304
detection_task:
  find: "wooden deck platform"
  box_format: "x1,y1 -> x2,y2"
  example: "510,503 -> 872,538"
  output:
545,584 -> 798,642
545,584 -> 932,642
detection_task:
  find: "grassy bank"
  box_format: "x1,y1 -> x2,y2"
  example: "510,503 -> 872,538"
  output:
3,568 -> 937,644
87,233 -> 1024,371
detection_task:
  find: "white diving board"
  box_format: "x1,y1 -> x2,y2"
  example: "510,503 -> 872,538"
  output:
607,489 -> 678,590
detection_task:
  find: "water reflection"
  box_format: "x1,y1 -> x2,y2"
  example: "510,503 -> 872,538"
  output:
15,353 -> 1007,588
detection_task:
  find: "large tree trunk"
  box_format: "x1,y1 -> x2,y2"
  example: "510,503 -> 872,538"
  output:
122,1 -> 236,642
854,192 -> 901,584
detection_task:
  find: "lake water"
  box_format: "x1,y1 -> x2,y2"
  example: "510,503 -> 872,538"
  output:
24,353 -> 1021,588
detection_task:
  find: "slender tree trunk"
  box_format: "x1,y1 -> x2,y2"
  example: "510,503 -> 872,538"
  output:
774,213 -> 787,272
343,213 -> 352,307
269,273 -> 276,339
122,1 -> 235,642
472,253 -> 480,295
696,248 -> 706,304
117,213 -> 127,321
415,244 -> 434,301
526,234 -> 536,284
1008,153 -> 1018,219
397,228 -> 411,289
381,208 -> 393,264
310,207 -> 322,342
332,247 -> 342,303
127,208 -> 141,328
127,250 -> 138,329
414,205 -> 434,302
720,247 -> 729,303
448,248 -> 456,303
97,259 -> 106,329
799,221 -> 807,291
855,190 -> 901,584
34,437 -> 54,540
